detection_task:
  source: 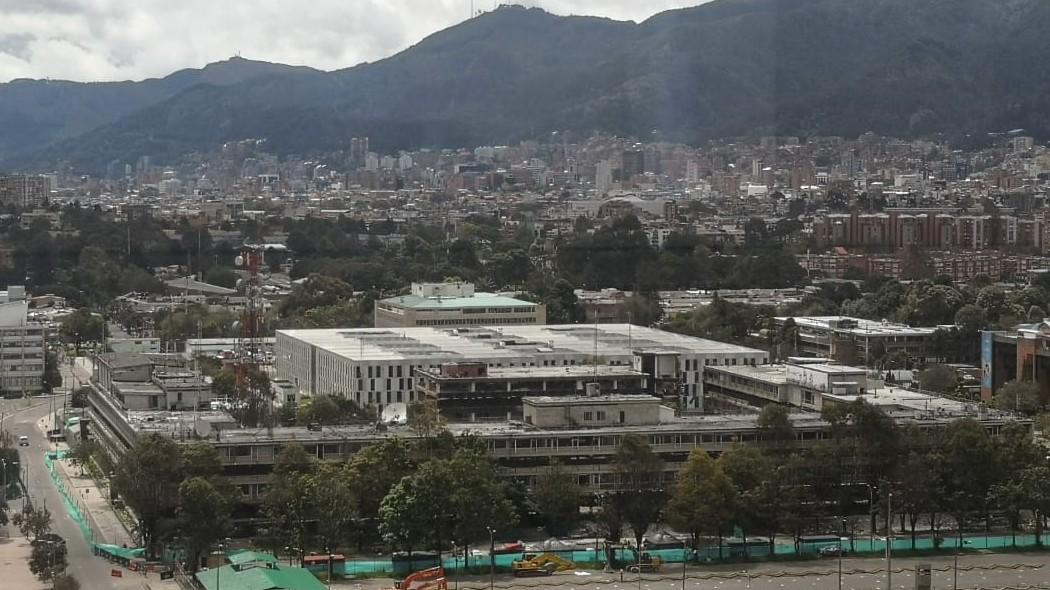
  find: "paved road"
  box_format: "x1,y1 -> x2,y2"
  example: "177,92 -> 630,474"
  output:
2,398 -> 147,589
347,552 -> 1050,590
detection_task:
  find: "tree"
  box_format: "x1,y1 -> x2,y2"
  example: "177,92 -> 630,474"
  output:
408,398 -> 445,448
666,450 -> 737,557
42,351 -> 62,393
756,405 -> 794,443
203,266 -> 238,289
533,460 -> 582,537
12,504 -> 51,540
379,474 -> 436,556
308,462 -> 357,557
623,294 -> 663,326
111,434 -> 184,558
29,538 -> 67,583
261,444 -> 315,566
298,395 -> 373,426
988,478 -> 1026,546
441,449 -> 517,560
613,434 -> 665,549
59,308 -> 104,352
67,440 -> 100,476
211,372 -> 236,401
890,447 -> 944,548
919,365 -> 959,395
941,419 -> 1002,541
720,446 -> 776,555
180,442 -> 224,480
992,380 -> 1042,415
177,477 -> 233,571
347,439 -> 418,548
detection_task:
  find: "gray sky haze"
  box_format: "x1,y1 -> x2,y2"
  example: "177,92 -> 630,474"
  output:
0,1 -> 703,83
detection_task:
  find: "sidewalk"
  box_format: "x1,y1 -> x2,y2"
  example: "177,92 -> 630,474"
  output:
0,531 -> 47,590
38,415 -> 136,548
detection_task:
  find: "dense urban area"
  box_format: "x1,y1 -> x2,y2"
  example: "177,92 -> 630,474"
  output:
7,3 -> 1050,590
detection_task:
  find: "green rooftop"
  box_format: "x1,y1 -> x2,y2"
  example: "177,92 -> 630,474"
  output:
195,563 -> 326,590
228,550 -> 280,567
381,292 -> 536,310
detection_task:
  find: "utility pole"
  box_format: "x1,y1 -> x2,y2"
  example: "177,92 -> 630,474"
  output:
886,492 -> 893,590
486,527 -> 495,590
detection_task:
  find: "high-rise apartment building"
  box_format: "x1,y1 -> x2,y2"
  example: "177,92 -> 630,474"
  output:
0,175 -> 51,208
595,159 -> 614,194
621,149 -> 645,182
0,298 -> 46,397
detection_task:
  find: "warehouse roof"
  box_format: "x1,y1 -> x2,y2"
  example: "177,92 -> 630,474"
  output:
276,324 -> 767,363
379,292 -> 537,310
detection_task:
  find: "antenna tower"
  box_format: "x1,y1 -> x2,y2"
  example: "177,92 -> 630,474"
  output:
235,246 -> 265,388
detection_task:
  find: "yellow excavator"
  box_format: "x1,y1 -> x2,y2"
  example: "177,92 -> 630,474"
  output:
511,553 -> 575,577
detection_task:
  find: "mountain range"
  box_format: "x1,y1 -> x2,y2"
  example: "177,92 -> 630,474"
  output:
5,0 -> 1050,174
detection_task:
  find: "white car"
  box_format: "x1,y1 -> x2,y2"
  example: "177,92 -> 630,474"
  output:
18,435 -> 29,447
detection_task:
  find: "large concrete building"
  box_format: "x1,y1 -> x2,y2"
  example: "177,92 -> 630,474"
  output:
415,362 -> 650,421
0,299 -> 46,397
704,361 -> 869,412
87,379 -> 1025,507
373,282 -> 545,328
276,324 -> 769,413
981,321 -> 1050,402
0,175 -> 51,208
774,316 -> 942,366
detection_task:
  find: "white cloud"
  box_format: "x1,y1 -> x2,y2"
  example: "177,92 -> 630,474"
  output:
0,1 -> 704,82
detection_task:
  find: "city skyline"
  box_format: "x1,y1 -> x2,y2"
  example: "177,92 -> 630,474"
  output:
0,0 -> 705,83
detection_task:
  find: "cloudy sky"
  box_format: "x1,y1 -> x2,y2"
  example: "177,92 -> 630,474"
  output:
0,1 -> 702,83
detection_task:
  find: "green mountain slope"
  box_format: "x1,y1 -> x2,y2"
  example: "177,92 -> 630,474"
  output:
13,0 -> 1050,173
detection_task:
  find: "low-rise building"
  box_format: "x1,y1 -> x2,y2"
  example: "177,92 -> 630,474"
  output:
373,281 -> 546,328
774,316 -> 942,366
704,362 -> 867,411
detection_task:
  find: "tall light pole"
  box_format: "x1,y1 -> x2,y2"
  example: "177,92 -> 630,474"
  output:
838,518 -> 846,590
486,527 -> 495,590
681,539 -> 687,590
886,493 -> 893,590
636,541 -> 643,590
451,542 -> 459,590
868,483 -> 878,549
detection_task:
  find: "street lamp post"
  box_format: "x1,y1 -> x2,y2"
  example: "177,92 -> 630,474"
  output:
215,539 -> 228,590
637,541 -> 643,590
451,542 -> 459,590
868,484 -> 878,548
681,539 -> 687,590
886,493 -> 893,590
838,519 -> 847,590
486,527 -> 495,590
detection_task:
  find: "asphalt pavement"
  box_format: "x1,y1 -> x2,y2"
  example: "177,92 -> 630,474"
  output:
2,397 -> 147,589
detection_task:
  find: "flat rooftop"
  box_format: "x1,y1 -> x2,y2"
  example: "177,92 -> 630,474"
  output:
778,316 -> 939,336
379,292 -> 537,310
420,365 -> 646,380
523,394 -> 660,406
277,324 -> 767,363
794,363 -> 866,375
706,364 -> 790,384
